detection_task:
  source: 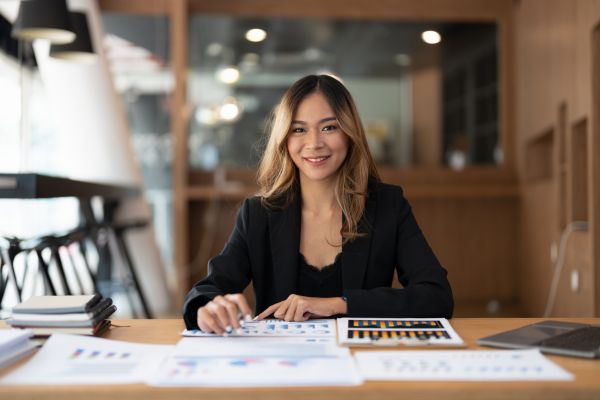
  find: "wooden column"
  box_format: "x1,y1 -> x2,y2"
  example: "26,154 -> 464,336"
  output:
592,22 -> 600,316
171,0 -> 189,307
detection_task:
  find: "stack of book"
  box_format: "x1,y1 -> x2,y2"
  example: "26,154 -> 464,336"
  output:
7,294 -> 116,337
0,329 -> 37,368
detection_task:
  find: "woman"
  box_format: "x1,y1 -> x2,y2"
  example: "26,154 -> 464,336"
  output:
183,75 -> 453,334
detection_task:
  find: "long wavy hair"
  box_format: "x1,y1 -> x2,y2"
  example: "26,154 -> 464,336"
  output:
257,74 -> 380,243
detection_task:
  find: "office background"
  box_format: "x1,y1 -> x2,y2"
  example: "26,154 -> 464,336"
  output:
0,0 -> 599,319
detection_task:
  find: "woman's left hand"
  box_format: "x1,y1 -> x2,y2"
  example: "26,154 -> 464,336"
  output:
256,294 -> 347,321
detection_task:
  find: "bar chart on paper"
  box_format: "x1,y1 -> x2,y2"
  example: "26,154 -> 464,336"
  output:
337,318 -> 464,346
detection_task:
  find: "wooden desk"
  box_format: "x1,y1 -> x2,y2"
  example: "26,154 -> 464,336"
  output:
1,318 -> 599,399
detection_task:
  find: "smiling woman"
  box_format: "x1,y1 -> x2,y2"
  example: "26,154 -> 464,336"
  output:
183,75 -> 454,334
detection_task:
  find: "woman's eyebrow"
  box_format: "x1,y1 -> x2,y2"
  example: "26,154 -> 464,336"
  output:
291,117 -> 337,124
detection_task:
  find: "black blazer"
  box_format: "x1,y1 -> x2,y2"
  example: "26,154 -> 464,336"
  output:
183,182 -> 453,329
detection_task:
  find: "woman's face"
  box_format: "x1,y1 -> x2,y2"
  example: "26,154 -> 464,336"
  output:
286,91 -> 349,185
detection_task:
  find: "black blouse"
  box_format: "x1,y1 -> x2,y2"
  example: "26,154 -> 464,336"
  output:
296,253 -> 343,298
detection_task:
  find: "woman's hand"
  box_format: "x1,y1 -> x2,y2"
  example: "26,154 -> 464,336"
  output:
256,295 -> 347,321
196,293 -> 253,334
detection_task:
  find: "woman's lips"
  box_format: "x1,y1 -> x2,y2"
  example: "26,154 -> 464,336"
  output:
303,155 -> 331,165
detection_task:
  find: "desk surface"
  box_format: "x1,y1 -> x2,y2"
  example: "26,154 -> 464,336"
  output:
0,173 -> 139,199
1,318 -> 599,400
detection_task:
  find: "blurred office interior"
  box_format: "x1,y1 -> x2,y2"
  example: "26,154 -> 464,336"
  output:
0,0 -> 599,319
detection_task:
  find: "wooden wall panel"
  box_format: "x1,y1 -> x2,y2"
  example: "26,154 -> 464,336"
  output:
515,0 -> 600,316
410,198 -> 518,307
412,67 -> 442,166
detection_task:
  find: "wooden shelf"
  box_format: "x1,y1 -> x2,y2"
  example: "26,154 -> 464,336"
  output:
524,127 -> 554,182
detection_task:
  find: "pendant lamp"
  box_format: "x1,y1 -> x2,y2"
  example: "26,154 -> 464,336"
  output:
11,0 -> 75,44
50,11 -> 96,62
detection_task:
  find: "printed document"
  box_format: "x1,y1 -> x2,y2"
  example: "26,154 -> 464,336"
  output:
0,334 -> 173,385
354,349 -> 573,381
150,337 -> 362,387
183,318 -> 335,337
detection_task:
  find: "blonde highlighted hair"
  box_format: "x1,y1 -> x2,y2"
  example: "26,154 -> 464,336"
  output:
257,75 -> 380,242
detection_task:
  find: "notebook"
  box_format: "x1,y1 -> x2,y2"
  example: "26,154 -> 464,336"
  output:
476,320 -> 600,359
12,294 -> 102,314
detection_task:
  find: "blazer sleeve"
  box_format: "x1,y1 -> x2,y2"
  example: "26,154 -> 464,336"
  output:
344,188 -> 454,318
182,198 -> 253,329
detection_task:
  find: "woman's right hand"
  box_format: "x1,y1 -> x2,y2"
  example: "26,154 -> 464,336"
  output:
196,293 -> 253,334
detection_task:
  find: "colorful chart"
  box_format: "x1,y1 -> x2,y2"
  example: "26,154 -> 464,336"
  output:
183,319 -> 335,337
337,318 -> 464,346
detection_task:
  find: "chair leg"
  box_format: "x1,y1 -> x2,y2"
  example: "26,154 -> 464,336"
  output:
50,245 -> 72,295
114,229 -> 152,319
36,249 -> 57,295
106,230 -> 139,319
77,240 -> 99,293
3,247 -> 22,303
63,245 -> 85,295
0,252 -> 6,307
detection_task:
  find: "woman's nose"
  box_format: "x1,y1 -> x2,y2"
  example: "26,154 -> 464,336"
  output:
305,129 -> 323,148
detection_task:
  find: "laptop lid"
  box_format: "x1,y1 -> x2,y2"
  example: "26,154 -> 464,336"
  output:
476,320 -> 589,349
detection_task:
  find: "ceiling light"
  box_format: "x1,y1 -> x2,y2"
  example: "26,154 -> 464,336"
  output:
421,30 -> 441,45
245,28 -> 267,43
219,99 -> 241,122
217,66 -> 240,84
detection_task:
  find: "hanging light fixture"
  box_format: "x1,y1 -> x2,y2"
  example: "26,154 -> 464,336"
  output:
11,0 -> 75,44
50,11 -> 96,62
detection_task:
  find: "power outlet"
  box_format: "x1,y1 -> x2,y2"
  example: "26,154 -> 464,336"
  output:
570,269 -> 580,292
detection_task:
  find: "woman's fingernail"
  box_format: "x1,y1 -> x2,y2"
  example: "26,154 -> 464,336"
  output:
225,325 -> 233,333
244,314 -> 252,322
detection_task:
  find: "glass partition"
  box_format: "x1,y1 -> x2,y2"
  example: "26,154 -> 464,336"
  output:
101,13 -> 174,269
187,16 -> 498,170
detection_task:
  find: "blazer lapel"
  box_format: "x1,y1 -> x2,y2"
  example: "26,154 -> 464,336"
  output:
342,194 -> 376,289
268,196 -> 301,301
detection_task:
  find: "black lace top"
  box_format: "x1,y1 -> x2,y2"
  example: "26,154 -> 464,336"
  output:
296,252 -> 343,298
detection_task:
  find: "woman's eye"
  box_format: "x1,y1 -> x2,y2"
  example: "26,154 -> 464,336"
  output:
322,125 -> 338,132
291,127 -> 305,134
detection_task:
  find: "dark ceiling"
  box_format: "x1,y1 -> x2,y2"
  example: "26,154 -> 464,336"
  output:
102,13 -> 496,78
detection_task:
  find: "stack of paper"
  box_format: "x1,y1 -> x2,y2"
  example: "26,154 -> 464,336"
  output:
6,294 -> 115,337
0,329 -> 37,368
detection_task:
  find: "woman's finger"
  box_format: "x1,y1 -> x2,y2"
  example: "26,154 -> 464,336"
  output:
256,301 -> 281,320
206,301 -> 232,333
293,299 -> 310,321
273,299 -> 291,319
283,299 -> 298,322
197,307 -> 221,334
225,294 -> 253,320
214,297 -> 242,329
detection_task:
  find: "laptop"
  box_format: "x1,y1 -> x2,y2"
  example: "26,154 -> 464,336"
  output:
476,320 -> 600,359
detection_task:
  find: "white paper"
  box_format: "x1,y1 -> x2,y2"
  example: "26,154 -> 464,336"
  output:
0,329 -> 33,351
337,318 -> 464,346
0,334 -> 173,385
0,341 -> 38,369
354,349 -> 573,381
183,318 -> 336,337
151,337 -> 361,387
